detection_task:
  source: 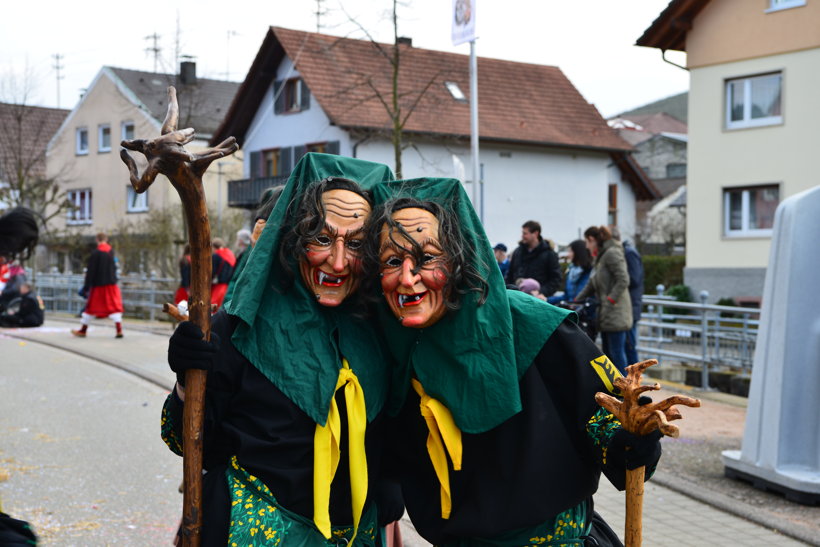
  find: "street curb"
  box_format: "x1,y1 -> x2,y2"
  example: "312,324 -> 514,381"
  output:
4,325 -> 174,392
652,471 -> 817,546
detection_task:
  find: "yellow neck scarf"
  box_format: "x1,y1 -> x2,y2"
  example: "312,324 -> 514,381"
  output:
313,359 -> 368,541
411,378 -> 463,519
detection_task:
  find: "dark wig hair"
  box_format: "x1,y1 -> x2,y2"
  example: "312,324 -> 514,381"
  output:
362,196 -> 489,311
569,239 -> 592,272
254,185 -> 285,223
0,207 -> 39,261
277,177 -> 372,289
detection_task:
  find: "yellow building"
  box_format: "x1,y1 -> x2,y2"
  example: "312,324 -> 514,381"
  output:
638,0 -> 820,303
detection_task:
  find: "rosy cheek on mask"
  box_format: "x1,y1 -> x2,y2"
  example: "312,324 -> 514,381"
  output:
421,267 -> 447,291
305,249 -> 329,267
349,256 -> 363,274
381,271 -> 400,293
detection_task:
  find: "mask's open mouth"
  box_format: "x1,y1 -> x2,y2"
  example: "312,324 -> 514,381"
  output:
397,292 -> 427,307
315,270 -> 346,287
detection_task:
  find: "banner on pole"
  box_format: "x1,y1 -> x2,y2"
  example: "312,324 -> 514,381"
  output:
451,0 -> 476,46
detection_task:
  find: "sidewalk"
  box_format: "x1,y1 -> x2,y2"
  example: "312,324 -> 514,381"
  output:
3,314 -> 817,545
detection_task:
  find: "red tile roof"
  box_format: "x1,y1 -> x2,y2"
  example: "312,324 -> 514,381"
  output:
213,27 -> 631,153
636,0 -> 711,52
0,102 -> 69,182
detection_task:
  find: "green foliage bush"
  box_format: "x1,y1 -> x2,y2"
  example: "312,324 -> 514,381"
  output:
642,255 -> 685,294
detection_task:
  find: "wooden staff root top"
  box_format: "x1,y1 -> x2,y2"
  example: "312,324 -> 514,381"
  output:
595,359 -> 701,437
120,86 -> 237,547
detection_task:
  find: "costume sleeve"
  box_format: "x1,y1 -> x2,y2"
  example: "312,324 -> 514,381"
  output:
159,311 -> 239,467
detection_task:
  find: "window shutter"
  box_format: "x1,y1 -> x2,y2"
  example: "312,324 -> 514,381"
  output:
326,141 -> 340,155
250,151 -> 261,178
280,147 -> 293,176
273,80 -> 284,114
300,81 -> 311,111
294,145 -> 308,164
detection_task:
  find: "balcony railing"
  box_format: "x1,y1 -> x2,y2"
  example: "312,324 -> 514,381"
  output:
228,175 -> 289,209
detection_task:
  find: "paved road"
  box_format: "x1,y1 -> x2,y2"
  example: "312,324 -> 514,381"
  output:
0,326 -> 181,545
1,316 -> 814,546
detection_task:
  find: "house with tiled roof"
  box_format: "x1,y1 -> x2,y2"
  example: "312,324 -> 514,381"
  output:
638,0 -> 820,303
0,102 -> 70,210
213,26 -> 659,249
45,63 -> 242,272
608,104 -> 689,252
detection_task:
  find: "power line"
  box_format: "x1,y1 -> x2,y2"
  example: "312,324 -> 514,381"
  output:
52,53 -> 64,108
315,0 -> 328,32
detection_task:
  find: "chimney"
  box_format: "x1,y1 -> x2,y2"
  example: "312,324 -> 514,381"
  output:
396,36 -> 412,47
180,61 -> 197,85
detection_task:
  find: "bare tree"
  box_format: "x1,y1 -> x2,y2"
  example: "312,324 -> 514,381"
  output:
0,68 -> 72,232
337,0 -> 450,177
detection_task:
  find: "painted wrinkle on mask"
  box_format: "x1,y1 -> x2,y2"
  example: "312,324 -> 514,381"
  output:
379,207 -> 449,329
299,189 -> 371,307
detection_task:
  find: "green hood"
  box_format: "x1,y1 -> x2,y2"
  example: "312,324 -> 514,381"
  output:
224,153 -> 395,425
371,178 -> 572,434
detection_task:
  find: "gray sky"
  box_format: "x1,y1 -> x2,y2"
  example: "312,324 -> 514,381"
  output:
2,0 -> 687,118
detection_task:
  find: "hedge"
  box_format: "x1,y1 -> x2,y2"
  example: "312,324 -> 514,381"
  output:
642,255 -> 685,295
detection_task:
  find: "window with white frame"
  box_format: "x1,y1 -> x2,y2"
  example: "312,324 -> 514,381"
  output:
67,189 -> 93,224
121,120 -> 135,141
76,127 -> 89,155
726,73 -> 782,129
766,0 -> 806,12
126,185 -> 148,213
723,184 -> 779,237
98,124 -> 111,152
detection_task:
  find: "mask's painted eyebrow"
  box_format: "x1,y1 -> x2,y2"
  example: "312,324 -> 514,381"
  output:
320,223 -> 365,240
378,236 -> 442,256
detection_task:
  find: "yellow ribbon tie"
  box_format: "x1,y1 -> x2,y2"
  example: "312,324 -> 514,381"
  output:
411,378 -> 463,520
313,359 -> 368,541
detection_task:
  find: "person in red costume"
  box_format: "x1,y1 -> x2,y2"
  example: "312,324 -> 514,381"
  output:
210,238 -> 236,308
72,233 -> 125,338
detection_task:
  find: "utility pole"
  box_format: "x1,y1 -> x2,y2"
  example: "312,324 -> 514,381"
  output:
225,30 -> 239,79
315,0 -> 327,32
52,53 -> 64,108
145,33 -> 162,73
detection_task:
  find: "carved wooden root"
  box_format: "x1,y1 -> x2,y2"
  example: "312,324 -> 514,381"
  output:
595,359 -> 701,437
119,86 -> 237,547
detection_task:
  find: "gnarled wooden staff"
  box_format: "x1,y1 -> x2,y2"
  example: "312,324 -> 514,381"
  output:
595,359 -> 701,547
120,86 -> 237,547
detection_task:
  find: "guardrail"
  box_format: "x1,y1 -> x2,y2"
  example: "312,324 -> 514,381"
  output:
34,272 -> 177,321
637,285 -> 760,387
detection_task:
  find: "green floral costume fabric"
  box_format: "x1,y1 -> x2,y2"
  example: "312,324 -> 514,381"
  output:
226,456 -> 379,547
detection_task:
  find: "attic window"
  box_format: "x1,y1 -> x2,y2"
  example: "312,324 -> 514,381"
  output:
445,81 -> 467,103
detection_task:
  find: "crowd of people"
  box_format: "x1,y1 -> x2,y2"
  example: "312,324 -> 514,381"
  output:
493,220 -> 645,374
161,153 -> 663,546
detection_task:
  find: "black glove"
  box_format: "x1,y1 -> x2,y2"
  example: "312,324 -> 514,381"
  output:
168,321 -> 220,385
607,428 -> 663,471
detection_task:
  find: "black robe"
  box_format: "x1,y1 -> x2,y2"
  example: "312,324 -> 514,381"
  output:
163,311 -> 393,546
388,319 -> 631,545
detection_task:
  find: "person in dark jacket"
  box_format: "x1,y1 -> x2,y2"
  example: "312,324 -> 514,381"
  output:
72,233 -> 124,338
611,227 -> 644,367
363,179 -> 661,546
504,220 -> 562,298
0,283 -> 44,328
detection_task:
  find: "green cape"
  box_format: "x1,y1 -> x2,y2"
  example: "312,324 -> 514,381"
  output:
224,153 -> 395,425
371,178 -> 572,434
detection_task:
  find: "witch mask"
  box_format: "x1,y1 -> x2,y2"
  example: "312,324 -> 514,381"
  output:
378,206 -> 450,328
299,187 -> 372,307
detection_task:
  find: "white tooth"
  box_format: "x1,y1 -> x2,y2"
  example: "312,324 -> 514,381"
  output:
398,294 -> 406,307
318,271 -> 327,284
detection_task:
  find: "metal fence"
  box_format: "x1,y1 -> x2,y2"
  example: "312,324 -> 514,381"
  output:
34,272 -> 178,321
637,285 -> 761,386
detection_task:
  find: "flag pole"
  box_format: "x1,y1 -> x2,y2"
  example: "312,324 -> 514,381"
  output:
469,39 -> 481,222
